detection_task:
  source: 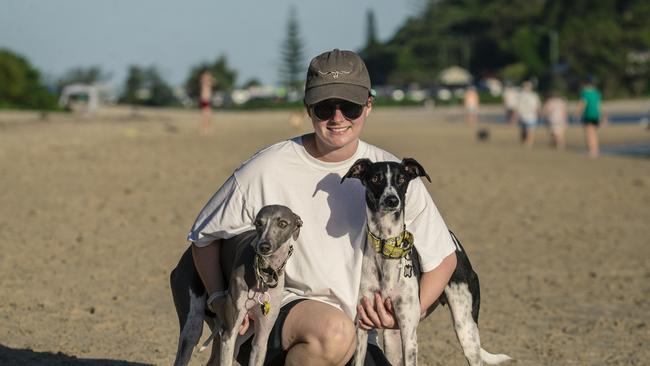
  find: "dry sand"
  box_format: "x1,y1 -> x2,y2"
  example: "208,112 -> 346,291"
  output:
0,103 -> 649,365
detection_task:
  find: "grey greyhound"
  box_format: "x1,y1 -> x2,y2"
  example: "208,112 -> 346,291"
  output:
170,204 -> 302,366
342,158 -> 511,366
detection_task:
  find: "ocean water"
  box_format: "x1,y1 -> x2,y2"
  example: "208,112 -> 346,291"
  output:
481,112 -> 650,158
569,113 -> 649,125
482,113 -> 649,125
601,142 -> 650,158
572,113 -> 649,158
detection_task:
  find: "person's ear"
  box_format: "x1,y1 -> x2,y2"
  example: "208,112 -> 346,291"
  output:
303,101 -> 312,117
365,96 -> 373,115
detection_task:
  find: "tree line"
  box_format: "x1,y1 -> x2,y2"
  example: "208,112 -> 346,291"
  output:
1,1 -> 648,110
0,5 -> 304,110
361,0 -> 650,97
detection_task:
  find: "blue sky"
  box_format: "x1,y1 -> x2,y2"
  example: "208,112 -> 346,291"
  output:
1,0 -> 416,89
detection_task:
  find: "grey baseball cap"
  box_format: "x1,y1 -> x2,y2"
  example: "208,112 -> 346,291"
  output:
304,49 -> 371,105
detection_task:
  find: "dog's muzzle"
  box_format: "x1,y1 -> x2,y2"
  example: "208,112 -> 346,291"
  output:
383,195 -> 400,209
257,241 -> 272,255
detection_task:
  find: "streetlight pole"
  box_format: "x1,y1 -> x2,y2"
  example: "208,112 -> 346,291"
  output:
549,30 -> 559,67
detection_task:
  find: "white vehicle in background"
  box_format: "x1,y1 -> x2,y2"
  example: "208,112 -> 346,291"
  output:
59,83 -> 115,114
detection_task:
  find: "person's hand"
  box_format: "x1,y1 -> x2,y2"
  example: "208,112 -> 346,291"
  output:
356,292 -> 398,330
237,313 -> 252,335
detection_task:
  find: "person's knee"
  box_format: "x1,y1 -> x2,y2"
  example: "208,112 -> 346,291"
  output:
310,315 -> 356,363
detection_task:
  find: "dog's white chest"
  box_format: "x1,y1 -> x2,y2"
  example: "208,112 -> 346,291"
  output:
359,252 -> 418,298
381,259 -> 417,295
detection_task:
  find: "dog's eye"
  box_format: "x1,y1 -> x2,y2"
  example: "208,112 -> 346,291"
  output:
371,175 -> 381,184
254,220 -> 263,228
396,175 -> 406,185
278,220 -> 288,229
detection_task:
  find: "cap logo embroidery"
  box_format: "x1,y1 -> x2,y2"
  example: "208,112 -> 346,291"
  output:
318,70 -> 351,79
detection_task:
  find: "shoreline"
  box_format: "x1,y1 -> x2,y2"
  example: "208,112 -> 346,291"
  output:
2,103 -> 649,159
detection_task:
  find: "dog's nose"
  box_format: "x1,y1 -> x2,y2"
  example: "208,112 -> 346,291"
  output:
384,196 -> 399,208
258,242 -> 272,254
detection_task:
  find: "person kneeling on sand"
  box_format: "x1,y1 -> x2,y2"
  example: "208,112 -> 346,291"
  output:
187,49 -> 457,365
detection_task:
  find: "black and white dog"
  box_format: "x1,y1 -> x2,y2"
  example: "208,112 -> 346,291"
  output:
170,205 -> 302,366
342,158 -> 511,366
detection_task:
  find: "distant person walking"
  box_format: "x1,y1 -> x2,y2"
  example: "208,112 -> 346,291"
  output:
199,69 -> 215,136
576,77 -> 602,158
502,82 -> 519,125
542,92 -> 568,150
464,85 -> 480,127
516,81 -> 541,147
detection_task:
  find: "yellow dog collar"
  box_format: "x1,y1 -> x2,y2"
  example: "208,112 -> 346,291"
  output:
367,227 -> 414,259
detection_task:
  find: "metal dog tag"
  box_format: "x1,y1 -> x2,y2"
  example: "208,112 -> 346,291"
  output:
404,264 -> 413,278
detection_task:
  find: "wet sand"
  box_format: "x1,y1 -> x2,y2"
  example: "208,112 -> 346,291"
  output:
0,103 -> 649,365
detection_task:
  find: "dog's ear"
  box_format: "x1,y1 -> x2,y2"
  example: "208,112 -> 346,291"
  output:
341,158 -> 372,183
292,214 -> 303,240
402,158 -> 431,182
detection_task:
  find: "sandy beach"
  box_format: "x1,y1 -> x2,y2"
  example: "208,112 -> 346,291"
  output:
0,102 -> 648,365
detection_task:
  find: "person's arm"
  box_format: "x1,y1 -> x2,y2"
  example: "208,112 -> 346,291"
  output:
193,241 -> 252,335
418,251 -> 457,317
192,241 -> 225,295
188,174 -> 254,334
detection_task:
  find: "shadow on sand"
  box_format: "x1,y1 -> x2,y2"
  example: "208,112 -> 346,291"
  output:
0,344 -> 152,366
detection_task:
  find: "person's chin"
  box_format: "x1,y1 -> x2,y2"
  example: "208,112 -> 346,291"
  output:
325,133 -> 352,147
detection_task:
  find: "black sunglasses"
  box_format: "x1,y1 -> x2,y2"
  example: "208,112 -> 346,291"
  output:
312,99 -> 365,121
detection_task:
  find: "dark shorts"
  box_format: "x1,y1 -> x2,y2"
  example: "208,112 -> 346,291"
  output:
236,299 -> 391,366
582,117 -> 600,126
199,99 -> 210,109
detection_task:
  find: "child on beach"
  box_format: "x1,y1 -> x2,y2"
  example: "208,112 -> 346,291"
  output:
464,85 -> 480,127
542,92 -> 568,150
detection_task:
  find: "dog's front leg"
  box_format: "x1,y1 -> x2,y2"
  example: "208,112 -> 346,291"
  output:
399,320 -> 418,366
219,308 -> 247,366
248,310 -> 278,366
206,333 -> 221,366
355,254 -> 380,366
353,326 -> 369,366
382,329 -> 403,365
395,297 -> 421,366
219,327 -> 238,366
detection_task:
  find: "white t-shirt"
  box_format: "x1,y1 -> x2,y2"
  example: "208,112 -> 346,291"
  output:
188,135 -> 456,319
503,87 -> 519,109
516,90 -> 541,124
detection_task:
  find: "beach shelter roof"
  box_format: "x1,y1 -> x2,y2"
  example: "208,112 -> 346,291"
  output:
438,66 -> 473,86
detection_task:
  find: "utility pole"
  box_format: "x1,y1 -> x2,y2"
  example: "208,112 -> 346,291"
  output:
549,30 -> 559,66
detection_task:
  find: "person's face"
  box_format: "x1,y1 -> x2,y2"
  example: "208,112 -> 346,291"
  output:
307,97 -> 372,153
